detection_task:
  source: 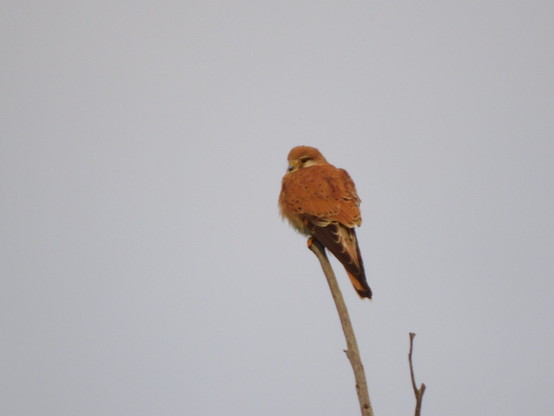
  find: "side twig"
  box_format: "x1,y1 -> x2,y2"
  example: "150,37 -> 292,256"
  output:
408,333 -> 426,416
308,238 -> 374,416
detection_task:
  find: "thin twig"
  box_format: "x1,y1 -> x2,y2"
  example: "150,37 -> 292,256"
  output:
408,333 -> 426,416
308,238 -> 374,416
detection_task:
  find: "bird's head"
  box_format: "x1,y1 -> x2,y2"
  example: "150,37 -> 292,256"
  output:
286,146 -> 328,172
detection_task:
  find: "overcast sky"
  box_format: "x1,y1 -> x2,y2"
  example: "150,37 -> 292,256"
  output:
1,1 -> 553,415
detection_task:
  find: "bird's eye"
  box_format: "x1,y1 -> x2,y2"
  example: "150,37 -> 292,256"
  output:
300,157 -> 310,163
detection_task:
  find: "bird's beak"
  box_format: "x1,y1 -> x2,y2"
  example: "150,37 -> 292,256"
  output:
287,161 -> 298,172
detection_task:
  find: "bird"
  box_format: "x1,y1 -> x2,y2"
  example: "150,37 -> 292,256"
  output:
279,145 -> 372,299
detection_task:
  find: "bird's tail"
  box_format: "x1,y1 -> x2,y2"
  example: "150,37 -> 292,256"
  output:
347,270 -> 372,299
309,221 -> 372,299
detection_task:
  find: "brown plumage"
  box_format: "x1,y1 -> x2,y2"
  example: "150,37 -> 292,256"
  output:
279,146 -> 372,299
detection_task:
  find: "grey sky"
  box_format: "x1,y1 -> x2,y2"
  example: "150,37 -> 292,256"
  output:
1,1 -> 553,415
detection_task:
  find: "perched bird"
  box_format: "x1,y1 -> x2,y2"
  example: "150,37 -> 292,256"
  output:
279,146 -> 372,299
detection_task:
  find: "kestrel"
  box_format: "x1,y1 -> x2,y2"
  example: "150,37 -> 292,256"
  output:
279,146 -> 372,299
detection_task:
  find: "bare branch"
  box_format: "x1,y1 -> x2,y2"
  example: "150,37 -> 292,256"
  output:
308,238 -> 374,416
408,333 -> 426,416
